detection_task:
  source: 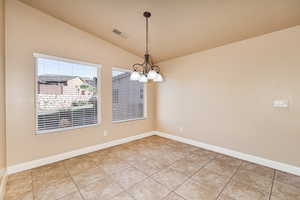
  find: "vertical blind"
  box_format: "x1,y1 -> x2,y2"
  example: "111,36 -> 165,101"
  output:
112,69 -> 145,122
36,55 -> 99,133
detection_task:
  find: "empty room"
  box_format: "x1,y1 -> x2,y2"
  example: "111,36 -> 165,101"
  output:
1,0 -> 300,199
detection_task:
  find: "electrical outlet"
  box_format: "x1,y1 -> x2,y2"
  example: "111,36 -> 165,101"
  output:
103,130 -> 108,136
179,127 -> 183,132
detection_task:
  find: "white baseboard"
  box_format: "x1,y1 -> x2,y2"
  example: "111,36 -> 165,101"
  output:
7,131 -> 155,175
155,131 -> 300,176
0,170 -> 7,200
6,130 -> 300,177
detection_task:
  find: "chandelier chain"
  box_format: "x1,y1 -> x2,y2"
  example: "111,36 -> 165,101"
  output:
146,17 -> 149,55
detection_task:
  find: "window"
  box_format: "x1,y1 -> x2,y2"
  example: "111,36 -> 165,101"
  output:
140,89 -> 144,99
112,68 -> 146,122
112,89 -> 119,104
34,53 -> 100,134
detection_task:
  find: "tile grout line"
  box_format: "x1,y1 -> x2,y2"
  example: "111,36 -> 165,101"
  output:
67,150 -> 144,200
147,176 -> 178,199
167,153 -> 220,200
86,151 -> 130,199
215,161 -> 243,200
167,157 -> 215,200
122,165 -> 162,199
82,154 -> 134,200
122,175 -> 168,200
62,162 -> 86,200
121,150 -> 199,200
113,165 -> 147,200
109,180 -> 131,200
133,147 -> 183,178
268,170 -> 276,200
122,190 -> 139,200
30,170 -> 36,200
173,193 -> 188,200
148,145 -> 213,179
102,152 -> 152,200
169,154 -> 218,194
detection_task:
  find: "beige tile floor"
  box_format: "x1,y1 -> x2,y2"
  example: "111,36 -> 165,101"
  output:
5,136 -> 300,200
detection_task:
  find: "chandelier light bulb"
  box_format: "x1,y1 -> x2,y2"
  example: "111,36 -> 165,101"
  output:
139,74 -> 148,83
147,70 -> 158,79
154,73 -> 163,82
130,71 -> 141,81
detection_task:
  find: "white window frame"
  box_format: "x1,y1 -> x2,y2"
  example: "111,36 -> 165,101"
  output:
112,67 -> 147,123
34,53 -> 102,134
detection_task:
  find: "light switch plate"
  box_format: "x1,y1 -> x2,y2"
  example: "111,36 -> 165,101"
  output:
273,100 -> 289,108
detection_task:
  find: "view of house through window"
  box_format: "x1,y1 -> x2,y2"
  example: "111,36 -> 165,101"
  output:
35,54 -> 99,133
112,69 -> 145,122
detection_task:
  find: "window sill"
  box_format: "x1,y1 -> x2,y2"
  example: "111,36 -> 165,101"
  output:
36,123 -> 100,135
112,118 -> 146,124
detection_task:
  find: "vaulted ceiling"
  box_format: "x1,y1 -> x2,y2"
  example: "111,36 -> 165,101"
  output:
19,0 -> 300,62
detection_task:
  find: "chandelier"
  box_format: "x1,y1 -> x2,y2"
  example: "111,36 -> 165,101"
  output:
130,11 -> 163,83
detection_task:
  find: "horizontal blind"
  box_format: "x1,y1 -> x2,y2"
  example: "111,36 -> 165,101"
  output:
112,69 -> 145,122
36,56 -> 98,133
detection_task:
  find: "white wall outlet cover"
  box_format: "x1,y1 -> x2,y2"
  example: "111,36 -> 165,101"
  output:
179,127 -> 184,132
273,100 -> 289,108
103,130 -> 108,136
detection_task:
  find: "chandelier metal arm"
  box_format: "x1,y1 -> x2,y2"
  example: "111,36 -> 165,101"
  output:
132,63 -> 144,71
132,63 -> 150,74
150,65 -> 160,73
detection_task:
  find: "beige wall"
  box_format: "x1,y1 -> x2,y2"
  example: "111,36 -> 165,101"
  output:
156,26 -> 300,167
5,0 -> 155,166
4,0 -> 300,169
0,0 -> 6,176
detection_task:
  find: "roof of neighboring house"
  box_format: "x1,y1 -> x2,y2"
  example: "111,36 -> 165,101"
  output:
112,72 -> 130,81
38,75 -> 97,88
38,75 -> 78,83
84,79 -> 97,87
81,77 -> 97,88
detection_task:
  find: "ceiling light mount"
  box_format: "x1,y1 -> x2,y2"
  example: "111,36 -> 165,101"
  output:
130,11 -> 163,83
143,11 -> 151,18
